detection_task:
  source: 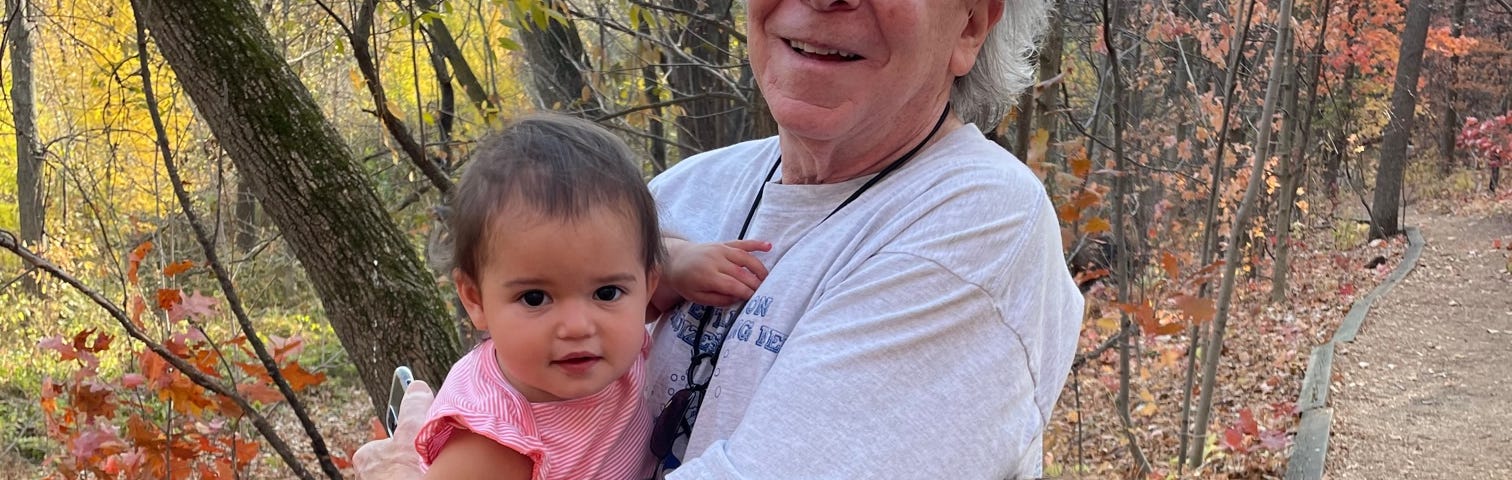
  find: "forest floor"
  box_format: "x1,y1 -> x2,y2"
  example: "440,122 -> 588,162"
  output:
1326,199 -> 1512,479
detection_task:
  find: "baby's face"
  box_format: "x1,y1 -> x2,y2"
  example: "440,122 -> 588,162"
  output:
458,206 -> 656,402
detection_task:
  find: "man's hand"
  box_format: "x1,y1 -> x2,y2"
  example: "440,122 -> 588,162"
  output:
353,380 -> 434,480
666,239 -> 771,307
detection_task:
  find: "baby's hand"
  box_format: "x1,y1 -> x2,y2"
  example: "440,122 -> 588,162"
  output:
666,239 -> 771,307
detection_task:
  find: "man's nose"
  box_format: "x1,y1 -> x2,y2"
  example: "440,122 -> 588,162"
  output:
805,0 -> 859,12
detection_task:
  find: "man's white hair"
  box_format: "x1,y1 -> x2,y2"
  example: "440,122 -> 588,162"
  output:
952,0 -> 1050,129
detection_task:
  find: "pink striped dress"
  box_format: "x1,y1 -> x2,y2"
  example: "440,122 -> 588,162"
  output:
415,338 -> 654,480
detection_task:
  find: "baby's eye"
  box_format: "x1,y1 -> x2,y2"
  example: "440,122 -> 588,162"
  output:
519,290 -> 550,307
593,286 -> 625,302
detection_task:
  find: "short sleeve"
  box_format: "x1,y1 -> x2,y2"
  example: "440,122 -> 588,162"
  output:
414,348 -> 548,478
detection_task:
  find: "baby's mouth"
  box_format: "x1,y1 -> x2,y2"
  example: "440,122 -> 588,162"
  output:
553,352 -> 602,366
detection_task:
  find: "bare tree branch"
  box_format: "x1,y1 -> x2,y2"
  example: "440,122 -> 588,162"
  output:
336,0 -> 454,196
593,91 -> 745,123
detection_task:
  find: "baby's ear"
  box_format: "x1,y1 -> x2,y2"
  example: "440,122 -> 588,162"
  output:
453,269 -> 486,330
645,265 -> 662,295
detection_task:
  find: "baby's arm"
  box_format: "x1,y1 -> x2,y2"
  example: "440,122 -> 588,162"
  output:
422,429 -> 532,480
648,237 -> 770,320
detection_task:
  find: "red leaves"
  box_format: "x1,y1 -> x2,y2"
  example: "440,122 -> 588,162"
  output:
1222,426 -> 1249,453
1220,407 -> 1290,455
157,289 -> 183,310
1459,113 -> 1512,169
279,361 -> 329,392
167,291 -> 218,323
127,241 -> 154,285
1238,408 -> 1260,435
370,417 -> 390,440
237,383 -> 285,404
269,335 -> 305,363
1170,295 -> 1217,325
40,244 -> 336,480
162,260 -> 195,277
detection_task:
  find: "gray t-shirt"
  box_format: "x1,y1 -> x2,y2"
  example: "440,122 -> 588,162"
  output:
647,126 -> 1083,479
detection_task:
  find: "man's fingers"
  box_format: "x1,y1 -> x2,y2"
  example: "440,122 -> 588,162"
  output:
392,380 -> 435,442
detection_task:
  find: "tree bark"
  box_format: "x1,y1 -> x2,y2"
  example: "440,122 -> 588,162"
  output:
1275,0 -> 1334,303
1189,0 -> 1294,467
1180,0 -> 1258,469
1035,0 -> 1067,178
669,0 -> 737,154
135,0 -> 461,414
409,0 -> 495,118
234,175 -> 258,253
1323,2 -> 1361,200
1100,0 -> 1150,473
517,1 -> 599,117
8,0 -> 43,294
1271,42 -> 1299,303
1371,0 -> 1433,239
1437,0 -> 1468,174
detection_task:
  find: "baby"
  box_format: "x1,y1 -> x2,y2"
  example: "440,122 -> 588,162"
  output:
415,113 -> 764,479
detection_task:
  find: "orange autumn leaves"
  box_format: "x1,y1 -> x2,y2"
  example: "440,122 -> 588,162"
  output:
38,240 -> 329,478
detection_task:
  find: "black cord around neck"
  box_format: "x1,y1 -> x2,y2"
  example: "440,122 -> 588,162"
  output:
736,103 -> 953,240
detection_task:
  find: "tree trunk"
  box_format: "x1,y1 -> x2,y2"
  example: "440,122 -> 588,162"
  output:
1371,0 -> 1433,239
517,1 -> 599,117
135,0 -> 462,413
1437,0 -> 1468,174
410,0 -> 494,119
8,0 -> 43,294
1275,0 -> 1334,302
1189,0 -> 1294,467
1323,2 -> 1361,200
639,19 -> 668,173
1180,0 -> 1258,469
234,175 -> 258,253
1035,0 -> 1067,184
669,0 -> 737,154
1272,45 -> 1299,303
1099,0 -> 1150,473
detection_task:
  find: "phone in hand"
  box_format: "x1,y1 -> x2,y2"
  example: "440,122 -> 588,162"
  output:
384,366 -> 414,437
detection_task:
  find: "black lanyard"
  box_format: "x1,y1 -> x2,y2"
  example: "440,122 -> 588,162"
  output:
735,103 -> 953,240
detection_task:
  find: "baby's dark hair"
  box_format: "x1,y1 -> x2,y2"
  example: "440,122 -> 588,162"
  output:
449,113 -> 665,280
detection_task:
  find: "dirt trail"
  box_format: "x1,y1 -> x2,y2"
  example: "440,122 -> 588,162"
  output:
1327,207 -> 1512,479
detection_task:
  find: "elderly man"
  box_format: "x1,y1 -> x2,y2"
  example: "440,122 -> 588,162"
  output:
357,0 -> 1082,478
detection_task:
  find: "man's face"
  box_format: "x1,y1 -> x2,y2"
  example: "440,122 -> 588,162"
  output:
747,0 -> 997,145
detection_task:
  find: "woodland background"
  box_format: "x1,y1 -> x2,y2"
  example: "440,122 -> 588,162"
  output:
1,0 -> 1509,478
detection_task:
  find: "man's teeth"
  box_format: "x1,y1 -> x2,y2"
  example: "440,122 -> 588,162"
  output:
789,40 -> 860,59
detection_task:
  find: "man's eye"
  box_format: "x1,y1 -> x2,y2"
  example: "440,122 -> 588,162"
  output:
593,286 -> 624,302
520,290 -> 550,307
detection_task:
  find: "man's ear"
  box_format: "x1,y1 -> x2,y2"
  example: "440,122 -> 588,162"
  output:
950,0 -> 1005,77
454,268 -> 487,331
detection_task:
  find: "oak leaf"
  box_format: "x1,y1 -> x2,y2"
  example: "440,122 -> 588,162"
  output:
162,260 -> 194,277
168,291 -> 218,323
237,383 -> 285,404
279,361 -> 327,392
127,241 -> 154,285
